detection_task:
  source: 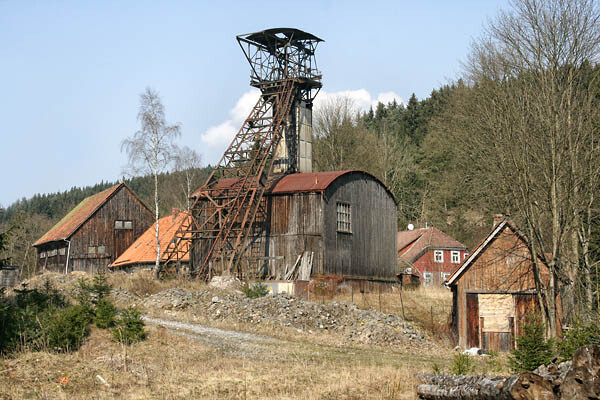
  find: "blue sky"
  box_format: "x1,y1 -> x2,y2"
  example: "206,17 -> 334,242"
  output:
0,0 -> 508,207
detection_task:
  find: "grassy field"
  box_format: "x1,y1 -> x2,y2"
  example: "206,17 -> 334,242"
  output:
0,273 -> 508,399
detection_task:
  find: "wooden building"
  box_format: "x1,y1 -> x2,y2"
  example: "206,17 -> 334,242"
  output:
191,170 -> 398,282
397,226 -> 469,286
445,215 -> 560,352
110,210 -> 190,272
33,183 -> 153,273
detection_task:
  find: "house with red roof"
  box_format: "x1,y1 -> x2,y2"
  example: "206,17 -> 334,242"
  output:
110,210 -> 191,272
397,226 -> 469,287
191,170 -> 399,283
33,183 -> 153,273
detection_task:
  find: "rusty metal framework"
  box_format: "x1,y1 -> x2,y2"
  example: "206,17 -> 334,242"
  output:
163,28 -> 323,278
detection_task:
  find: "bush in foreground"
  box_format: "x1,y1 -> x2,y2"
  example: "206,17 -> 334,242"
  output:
112,307 -> 146,345
509,316 -> 555,373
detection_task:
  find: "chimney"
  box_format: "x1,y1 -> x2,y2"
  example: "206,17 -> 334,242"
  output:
493,213 -> 504,227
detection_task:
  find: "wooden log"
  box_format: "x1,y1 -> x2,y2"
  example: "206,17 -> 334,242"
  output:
560,345 -> 600,399
417,372 -> 555,400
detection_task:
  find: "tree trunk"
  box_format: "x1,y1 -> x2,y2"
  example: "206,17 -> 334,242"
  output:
417,372 -> 555,400
153,168 -> 161,279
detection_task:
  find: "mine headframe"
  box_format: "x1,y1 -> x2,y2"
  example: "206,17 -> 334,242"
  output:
162,28 -> 323,279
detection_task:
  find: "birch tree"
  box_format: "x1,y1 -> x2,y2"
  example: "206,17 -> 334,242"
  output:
121,88 -> 181,279
172,145 -> 203,210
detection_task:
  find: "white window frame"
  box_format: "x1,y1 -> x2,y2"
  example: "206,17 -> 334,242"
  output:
442,272 -> 451,281
336,202 -> 352,233
40,251 -> 46,259
423,272 -> 433,285
434,250 -> 444,263
464,252 -> 469,260
451,250 -> 460,264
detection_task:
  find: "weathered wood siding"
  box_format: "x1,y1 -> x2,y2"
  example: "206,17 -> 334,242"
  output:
322,173 -> 397,280
454,224 -> 553,350
38,186 -> 153,273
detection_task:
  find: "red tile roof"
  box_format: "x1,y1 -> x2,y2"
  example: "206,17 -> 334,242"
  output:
109,211 -> 191,268
397,226 -> 468,264
191,170 -> 395,201
33,183 -> 124,247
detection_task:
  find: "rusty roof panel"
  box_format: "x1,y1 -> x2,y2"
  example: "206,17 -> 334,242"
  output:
33,183 -> 123,247
110,211 -> 191,268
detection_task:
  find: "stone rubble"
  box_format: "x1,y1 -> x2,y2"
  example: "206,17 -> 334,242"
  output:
134,287 -> 427,347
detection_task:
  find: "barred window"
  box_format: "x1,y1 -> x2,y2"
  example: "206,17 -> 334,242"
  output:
336,202 -> 352,233
451,251 -> 460,264
434,250 -> 444,263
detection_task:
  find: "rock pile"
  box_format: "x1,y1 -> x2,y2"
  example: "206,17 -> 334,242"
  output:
138,287 -> 427,347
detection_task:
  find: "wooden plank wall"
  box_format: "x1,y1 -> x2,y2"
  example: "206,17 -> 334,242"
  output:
322,174 -> 398,280
38,186 -> 153,274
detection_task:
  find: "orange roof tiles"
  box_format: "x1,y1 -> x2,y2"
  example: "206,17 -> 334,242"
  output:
397,226 -> 468,264
33,183 -> 123,247
110,211 -> 191,268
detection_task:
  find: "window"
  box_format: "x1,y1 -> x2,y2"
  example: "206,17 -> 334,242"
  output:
434,250 -> 444,263
115,220 -> 133,230
48,249 -> 57,257
464,252 -> 469,260
58,247 -> 66,256
97,245 -> 106,255
442,272 -> 451,281
423,272 -> 433,286
451,251 -> 460,264
39,252 -> 46,259
88,246 -> 96,255
336,202 -> 352,233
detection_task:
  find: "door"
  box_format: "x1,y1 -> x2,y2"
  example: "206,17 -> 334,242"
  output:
466,293 -> 479,348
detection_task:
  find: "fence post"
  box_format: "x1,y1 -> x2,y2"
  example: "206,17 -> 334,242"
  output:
399,290 -> 406,320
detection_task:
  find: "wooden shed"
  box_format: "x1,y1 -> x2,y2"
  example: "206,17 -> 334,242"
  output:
33,183 -> 153,273
445,216 -> 560,352
110,210 -> 191,272
191,170 -> 399,283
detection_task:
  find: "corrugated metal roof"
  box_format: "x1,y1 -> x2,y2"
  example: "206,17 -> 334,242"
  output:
397,226 -> 468,264
110,211 -> 191,268
191,170 -> 395,199
33,183 -> 124,247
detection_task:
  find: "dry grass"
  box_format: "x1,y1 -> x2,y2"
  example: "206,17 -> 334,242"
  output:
106,270 -> 209,298
0,325 -> 449,399
324,286 -> 454,344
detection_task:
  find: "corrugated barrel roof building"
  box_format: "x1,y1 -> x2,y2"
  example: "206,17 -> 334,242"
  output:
190,170 -> 399,283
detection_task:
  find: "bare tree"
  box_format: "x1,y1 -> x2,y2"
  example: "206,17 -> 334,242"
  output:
439,0 -> 600,334
121,88 -> 181,279
172,145 -> 203,210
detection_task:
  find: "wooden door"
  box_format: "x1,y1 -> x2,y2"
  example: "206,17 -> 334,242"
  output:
113,229 -> 133,261
466,293 -> 479,348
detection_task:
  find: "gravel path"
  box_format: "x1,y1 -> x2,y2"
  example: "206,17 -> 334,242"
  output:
143,315 -> 281,358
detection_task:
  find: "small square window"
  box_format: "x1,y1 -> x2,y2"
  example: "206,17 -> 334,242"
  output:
451,251 -> 460,264
58,248 -> 66,256
114,221 -> 123,229
434,250 -> 444,263
442,272 -> 451,281
88,246 -> 96,255
40,252 -> 46,259
124,221 -> 133,230
98,245 -> 106,255
336,202 -> 352,233
423,272 -> 433,285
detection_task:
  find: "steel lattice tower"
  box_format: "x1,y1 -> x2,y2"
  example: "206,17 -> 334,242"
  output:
163,28 -> 323,278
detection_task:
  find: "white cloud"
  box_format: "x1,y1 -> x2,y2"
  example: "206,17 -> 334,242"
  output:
201,89 -> 261,146
314,89 -> 404,113
201,88 -> 404,163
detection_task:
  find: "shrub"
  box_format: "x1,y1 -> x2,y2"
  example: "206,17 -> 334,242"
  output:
112,307 -> 146,345
0,288 -> 16,353
241,282 -> 269,299
44,304 -> 93,352
450,352 -> 474,375
558,317 -> 600,360
95,298 -> 117,329
509,315 -> 555,373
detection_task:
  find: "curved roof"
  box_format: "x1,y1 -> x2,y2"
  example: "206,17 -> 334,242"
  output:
191,170 -> 396,203
239,28 -> 324,46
